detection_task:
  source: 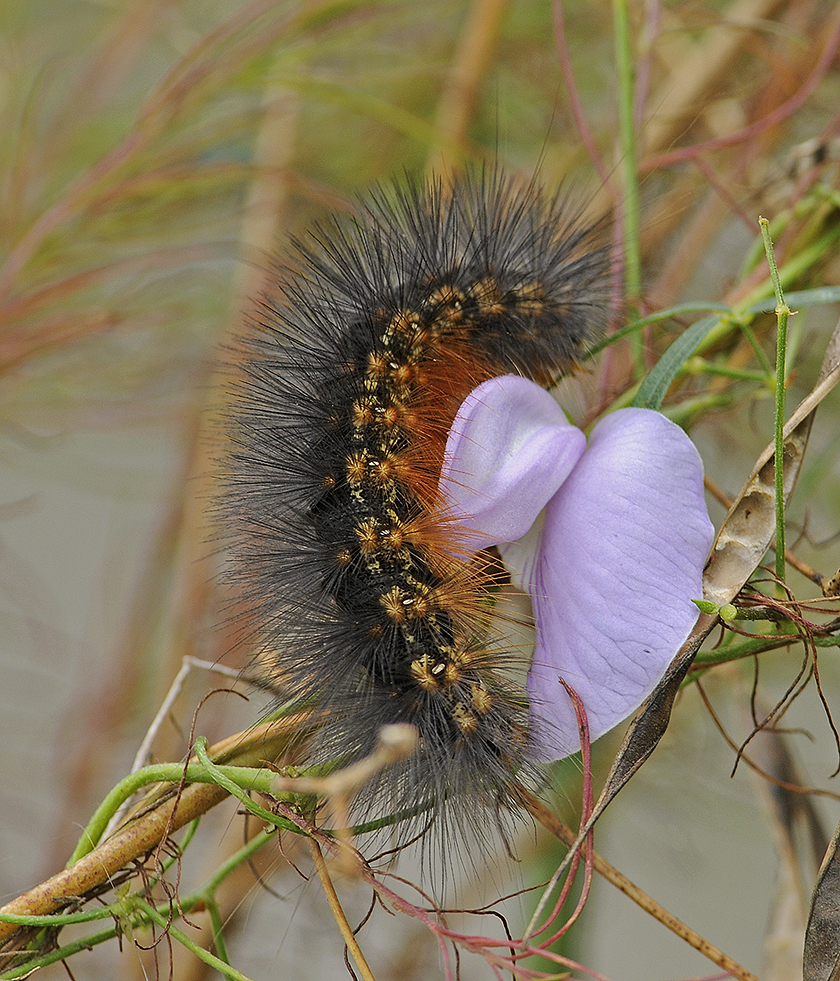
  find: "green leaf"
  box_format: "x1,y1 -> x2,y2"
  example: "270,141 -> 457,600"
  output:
633,315 -> 722,410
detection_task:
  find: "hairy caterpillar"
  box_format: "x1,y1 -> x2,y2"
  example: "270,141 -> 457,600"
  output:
224,171 -> 608,841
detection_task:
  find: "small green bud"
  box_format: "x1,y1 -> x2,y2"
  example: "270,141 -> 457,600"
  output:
692,599 -> 719,614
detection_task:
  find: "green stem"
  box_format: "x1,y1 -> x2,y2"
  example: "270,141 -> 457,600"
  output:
612,0 -> 641,316
205,897 -> 230,965
737,220 -> 840,313
135,900 -> 255,981
198,828 -> 278,895
192,737 -> 293,826
685,358 -> 771,384
0,830 -> 279,980
759,216 -> 789,586
0,924 -> 123,979
685,630 -> 840,686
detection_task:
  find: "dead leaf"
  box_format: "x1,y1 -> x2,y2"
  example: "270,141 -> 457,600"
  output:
804,817 -> 840,981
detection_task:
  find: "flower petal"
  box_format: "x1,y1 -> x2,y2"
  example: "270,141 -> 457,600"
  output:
439,374 -> 586,547
523,407 -> 714,761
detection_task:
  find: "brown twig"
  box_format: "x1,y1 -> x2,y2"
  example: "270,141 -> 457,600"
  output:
310,838 -> 378,981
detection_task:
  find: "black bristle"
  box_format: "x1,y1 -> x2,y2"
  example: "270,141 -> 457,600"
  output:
221,169 -> 608,852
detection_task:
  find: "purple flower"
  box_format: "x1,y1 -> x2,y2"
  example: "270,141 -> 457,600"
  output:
439,374 -> 714,761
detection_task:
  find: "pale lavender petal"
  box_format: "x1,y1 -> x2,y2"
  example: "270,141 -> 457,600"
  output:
439,375 -> 586,547
525,408 -> 714,760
